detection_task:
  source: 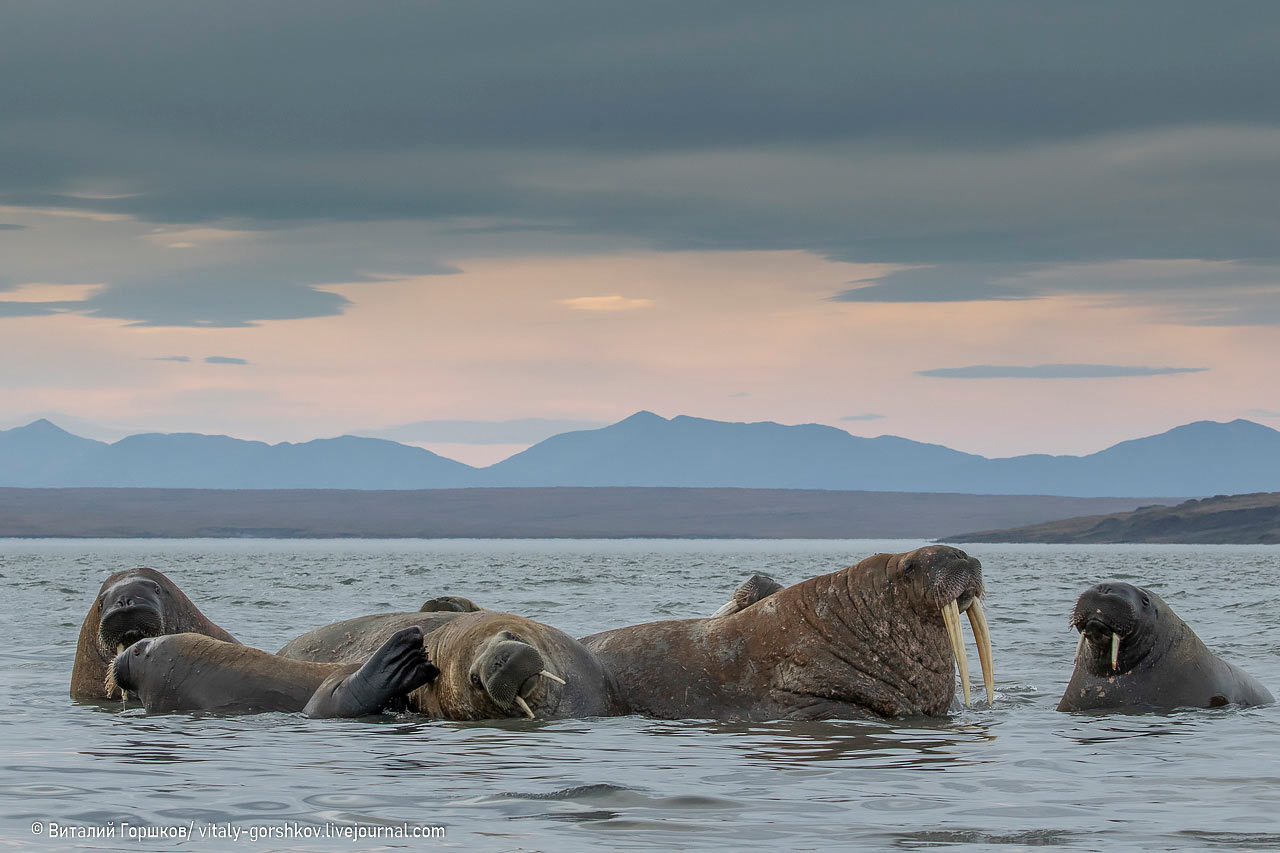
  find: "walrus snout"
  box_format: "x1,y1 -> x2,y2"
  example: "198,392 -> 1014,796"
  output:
1070,582 -> 1151,673
108,637 -> 152,695
98,579 -> 165,653
471,637 -> 549,717
896,546 -> 993,708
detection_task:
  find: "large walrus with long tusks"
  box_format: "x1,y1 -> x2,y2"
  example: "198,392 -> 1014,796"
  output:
1057,582 -> 1273,712
71,567 -> 238,702
580,545 -> 995,720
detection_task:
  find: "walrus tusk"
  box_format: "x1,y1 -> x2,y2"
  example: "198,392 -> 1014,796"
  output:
1111,632 -> 1120,670
965,599 -> 995,707
513,696 -> 536,719
538,670 -> 566,685
941,599 -> 970,707
1074,632 -> 1086,664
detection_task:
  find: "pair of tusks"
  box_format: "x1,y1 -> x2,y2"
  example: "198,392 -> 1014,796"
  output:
940,598 -> 995,707
1073,632 -> 1122,670
511,669 -> 567,719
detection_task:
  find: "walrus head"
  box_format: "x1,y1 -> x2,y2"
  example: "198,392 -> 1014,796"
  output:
98,575 -> 166,657
72,567 -> 238,703
423,612 -> 601,721
107,636 -> 151,698
886,545 -> 994,708
1070,582 -> 1163,676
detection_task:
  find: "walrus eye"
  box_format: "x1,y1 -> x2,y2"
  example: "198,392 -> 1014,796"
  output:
1141,595 -> 1150,607
470,673 -> 483,689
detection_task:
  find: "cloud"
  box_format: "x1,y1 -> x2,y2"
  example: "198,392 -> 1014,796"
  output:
558,295 -> 655,312
204,356 -> 249,365
357,418 -> 607,445
0,223 -> 25,230
1244,408 -> 1280,419
917,364 -> 1209,379
148,355 -> 191,362
1,3 -> 1279,323
840,413 -> 886,421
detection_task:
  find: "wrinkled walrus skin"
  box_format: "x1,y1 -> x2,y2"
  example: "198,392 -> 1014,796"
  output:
1058,582 -> 1273,712
71,567 -> 237,703
580,545 -> 995,721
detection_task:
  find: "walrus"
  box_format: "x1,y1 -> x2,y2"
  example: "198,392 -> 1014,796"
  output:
711,574 -> 784,617
71,567 -> 238,702
1057,582 -> 1273,712
420,595 -> 482,613
280,610 -> 620,720
580,545 -> 996,720
108,627 -> 438,717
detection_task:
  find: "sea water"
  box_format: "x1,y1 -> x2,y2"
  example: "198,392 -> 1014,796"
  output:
2,538 -> 1278,850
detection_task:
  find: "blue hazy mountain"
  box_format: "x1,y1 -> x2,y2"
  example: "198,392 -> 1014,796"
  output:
0,422 -> 475,489
2,412 -> 1279,495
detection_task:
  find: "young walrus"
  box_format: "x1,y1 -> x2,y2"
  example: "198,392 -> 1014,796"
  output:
1058,582 -> 1273,712
108,627 -> 438,717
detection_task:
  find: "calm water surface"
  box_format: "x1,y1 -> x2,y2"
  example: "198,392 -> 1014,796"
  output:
2,539 -> 1278,851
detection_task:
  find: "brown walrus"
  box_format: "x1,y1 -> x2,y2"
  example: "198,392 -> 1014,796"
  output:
1057,581 -> 1273,712
280,610 -> 620,719
109,627 -> 438,717
580,545 -> 996,720
71,567 -> 237,702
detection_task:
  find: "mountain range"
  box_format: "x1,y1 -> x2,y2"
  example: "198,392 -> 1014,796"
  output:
2,412 -> 1279,496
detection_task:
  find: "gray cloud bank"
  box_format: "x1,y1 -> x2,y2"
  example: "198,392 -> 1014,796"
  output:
917,364 -> 1208,379
204,356 -> 249,365
2,2 -> 1280,325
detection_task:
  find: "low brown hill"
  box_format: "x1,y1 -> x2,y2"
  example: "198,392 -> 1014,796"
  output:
947,492 -> 1280,544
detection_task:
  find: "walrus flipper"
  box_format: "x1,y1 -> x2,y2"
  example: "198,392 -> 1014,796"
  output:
304,627 -> 439,718
711,574 -> 784,618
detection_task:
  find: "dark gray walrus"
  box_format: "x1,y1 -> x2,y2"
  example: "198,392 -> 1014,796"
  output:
71,568 -> 238,702
108,627 -> 438,717
581,545 -> 996,720
1058,582 -> 1273,712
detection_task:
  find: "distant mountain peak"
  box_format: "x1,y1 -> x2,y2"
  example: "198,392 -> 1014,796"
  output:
10,418 -> 81,438
616,410 -> 668,426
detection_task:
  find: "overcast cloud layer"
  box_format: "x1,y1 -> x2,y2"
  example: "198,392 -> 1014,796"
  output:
2,2 -> 1280,326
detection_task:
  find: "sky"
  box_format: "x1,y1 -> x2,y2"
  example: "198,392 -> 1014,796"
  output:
3,2 -> 1279,465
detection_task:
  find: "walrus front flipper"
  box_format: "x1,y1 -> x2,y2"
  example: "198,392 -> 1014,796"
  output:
304,627 -> 439,718
711,574 -> 784,618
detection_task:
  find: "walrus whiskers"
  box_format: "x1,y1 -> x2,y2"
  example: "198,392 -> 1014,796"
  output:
538,670 -> 566,685
1111,632 -> 1120,670
513,696 -> 535,719
103,656 -> 127,707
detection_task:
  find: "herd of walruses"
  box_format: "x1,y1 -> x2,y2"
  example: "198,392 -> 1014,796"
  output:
71,545 -> 1273,721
